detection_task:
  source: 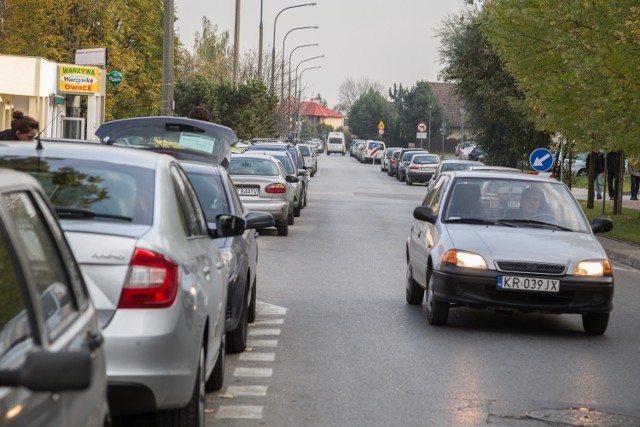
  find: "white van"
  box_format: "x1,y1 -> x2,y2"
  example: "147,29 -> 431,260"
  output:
326,131 -> 346,156
362,140 -> 386,163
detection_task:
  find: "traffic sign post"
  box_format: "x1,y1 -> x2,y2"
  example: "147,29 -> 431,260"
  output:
370,141 -> 377,164
417,122 -> 428,150
529,148 -> 553,172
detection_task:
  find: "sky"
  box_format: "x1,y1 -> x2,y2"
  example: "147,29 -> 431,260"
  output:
173,1 -> 471,108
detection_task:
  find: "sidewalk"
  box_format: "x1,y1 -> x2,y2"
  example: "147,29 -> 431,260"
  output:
571,187 -> 640,270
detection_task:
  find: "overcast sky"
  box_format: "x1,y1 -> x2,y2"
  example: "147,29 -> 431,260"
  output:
174,1 -> 470,108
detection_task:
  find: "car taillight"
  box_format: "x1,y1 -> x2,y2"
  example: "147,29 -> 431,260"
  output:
409,165 -> 419,170
118,249 -> 179,309
265,183 -> 286,194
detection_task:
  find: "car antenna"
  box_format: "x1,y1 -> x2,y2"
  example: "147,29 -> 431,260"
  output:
35,109 -> 64,150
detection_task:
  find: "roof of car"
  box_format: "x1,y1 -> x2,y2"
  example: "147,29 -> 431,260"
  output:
178,160 -> 223,176
445,169 -> 554,182
0,140 -> 169,168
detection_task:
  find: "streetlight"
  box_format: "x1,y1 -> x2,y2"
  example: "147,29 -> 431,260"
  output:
296,65 -> 321,140
258,0 -> 264,79
428,105 -> 432,152
288,44 -> 318,135
460,107 -> 466,145
294,55 -> 324,99
270,2 -> 317,92
281,26 -> 318,100
441,101 -> 447,159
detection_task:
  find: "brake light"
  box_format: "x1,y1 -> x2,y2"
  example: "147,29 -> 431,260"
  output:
118,249 -> 179,309
409,165 -> 419,170
265,183 -> 286,194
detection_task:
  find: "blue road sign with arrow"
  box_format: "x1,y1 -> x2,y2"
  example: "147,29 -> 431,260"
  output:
529,148 -> 553,172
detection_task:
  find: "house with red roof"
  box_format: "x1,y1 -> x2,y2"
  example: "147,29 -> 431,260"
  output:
300,99 -> 346,130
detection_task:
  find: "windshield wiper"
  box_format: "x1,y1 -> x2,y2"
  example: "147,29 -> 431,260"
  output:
499,219 -> 573,231
446,218 -> 515,227
55,207 -> 132,222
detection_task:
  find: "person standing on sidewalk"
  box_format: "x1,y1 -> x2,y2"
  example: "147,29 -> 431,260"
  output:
629,155 -> 640,201
606,151 -> 619,200
587,151 -> 605,200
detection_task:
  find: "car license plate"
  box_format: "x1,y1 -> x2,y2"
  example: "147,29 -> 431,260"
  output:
237,187 -> 259,196
497,276 -> 559,293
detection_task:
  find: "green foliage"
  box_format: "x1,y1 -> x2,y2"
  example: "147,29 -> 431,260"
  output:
388,82 -> 442,148
0,0 -> 164,120
348,89 -> 398,140
178,17 -> 233,82
482,0 -> 640,155
174,77 -> 277,140
438,10 -> 552,167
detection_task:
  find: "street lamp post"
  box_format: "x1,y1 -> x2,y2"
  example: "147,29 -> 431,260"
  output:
441,101 -> 447,159
428,105 -> 432,152
460,107 -> 466,145
258,0 -> 264,79
288,44 -> 318,136
296,65 -> 321,140
281,26 -> 318,100
270,2 -> 317,93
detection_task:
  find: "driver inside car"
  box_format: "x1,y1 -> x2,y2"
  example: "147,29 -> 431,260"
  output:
519,185 -> 550,220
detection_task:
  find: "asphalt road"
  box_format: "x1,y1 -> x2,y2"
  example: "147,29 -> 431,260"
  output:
206,153 -> 640,426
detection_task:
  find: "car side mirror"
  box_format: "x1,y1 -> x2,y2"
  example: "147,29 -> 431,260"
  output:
286,175 -> 300,183
413,206 -> 437,224
0,350 -> 92,391
245,211 -> 275,229
297,169 -> 308,177
591,217 -> 613,234
215,214 -> 246,237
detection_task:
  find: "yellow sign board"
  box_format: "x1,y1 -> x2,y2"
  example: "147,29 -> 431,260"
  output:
58,65 -> 102,94
378,120 -> 385,130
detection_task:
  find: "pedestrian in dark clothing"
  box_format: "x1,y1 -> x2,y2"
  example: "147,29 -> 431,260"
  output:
629,156 -> 640,201
606,151 -> 619,200
188,106 -> 211,122
586,151 -> 605,199
0,111 -> 39,141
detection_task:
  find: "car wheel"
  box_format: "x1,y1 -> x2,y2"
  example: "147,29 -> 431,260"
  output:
206,335 -> 225,391
156,346 -> 205,425
406,176 -> 413,185
287,209 -> 294,225
248,276 -> 257,323
426,273 -> 449,326
227,291 -> 248,354
405,263 -> 424,304
277,222 -> 288,236
387,168 -> 392,177
294,203 -> 301,217
342,152 -> 345,156
577,168 -> 588,177
582,312 -> 609,335
327,152 -> 330,156
303,189 -> 308,207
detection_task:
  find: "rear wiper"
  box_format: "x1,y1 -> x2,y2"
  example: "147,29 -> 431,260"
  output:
500,219 -> 573,231
55,207 -> 132,222
446,218 -> 515,227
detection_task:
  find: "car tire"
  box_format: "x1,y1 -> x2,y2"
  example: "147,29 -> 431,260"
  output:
248,276 -> 257,323
387,168 -> 393,177
406,264 -> 424,304
294,204 -> 301,217
227,291 -> 248,354
287,209 -> 294,225
582,312 -> 609,335
577,168 -> 587,177
206,335 -> 225,391
303,189 -> 308,207
426,273 -> 449,326
406,176 -> 413,185
327,152 -> 330,156
277,222 -> 288,236
342,152 -> 345,156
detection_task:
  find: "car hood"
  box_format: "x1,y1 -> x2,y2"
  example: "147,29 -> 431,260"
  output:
445,225 -> 606,268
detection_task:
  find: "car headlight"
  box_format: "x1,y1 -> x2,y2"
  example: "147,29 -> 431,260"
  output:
574,259 -> 612,276
442,250 -> 487,269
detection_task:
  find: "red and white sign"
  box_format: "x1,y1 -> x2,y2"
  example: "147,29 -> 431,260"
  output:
370,148 -> 378,158
417,122 -> 428,132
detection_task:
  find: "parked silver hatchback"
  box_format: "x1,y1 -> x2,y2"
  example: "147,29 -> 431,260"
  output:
0,169 -> 109,427
0,142 -> 246,424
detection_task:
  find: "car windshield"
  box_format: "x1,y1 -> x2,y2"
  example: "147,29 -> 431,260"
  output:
0,157 -> 154,225
442,163 -> 475,172
413,155 -> 439,165
329,138 -> 342,144
228,158 -> 279,176
443,177 -> 590,232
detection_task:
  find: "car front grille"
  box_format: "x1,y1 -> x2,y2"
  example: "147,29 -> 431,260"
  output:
495,261 -> 566,275
485,287 -> 575,306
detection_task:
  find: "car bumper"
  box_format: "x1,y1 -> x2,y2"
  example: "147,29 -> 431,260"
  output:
104,306 -> 201,414
241,200 -> 289,223
407,171 -> 435,181
432,267 -> 614,314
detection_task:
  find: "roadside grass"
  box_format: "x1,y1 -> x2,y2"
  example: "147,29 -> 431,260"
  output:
571,176 -> 631,191
580,200 -> 640,246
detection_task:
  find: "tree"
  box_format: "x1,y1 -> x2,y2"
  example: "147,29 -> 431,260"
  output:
337,77 -> 385,110
348,89 -> 397,140
389,82 -> 442,148
178,17 -> 233,83
437,9 -> 551,166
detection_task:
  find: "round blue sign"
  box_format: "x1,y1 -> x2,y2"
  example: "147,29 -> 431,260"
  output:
370,142 -> 377,148
529,148 -> 553,172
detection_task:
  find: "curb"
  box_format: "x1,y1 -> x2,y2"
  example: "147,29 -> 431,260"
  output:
597,236 -> 640,270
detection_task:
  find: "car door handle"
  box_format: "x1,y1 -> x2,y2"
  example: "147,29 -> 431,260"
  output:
88,332 -> 104,352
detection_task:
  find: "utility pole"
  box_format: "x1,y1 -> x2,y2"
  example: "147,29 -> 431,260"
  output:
161,0 -> 174,116
258,0 -> 263,80
233,0 -> 241,82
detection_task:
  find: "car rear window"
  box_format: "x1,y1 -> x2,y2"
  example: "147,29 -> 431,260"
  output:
298,145 -> 311,156
272,155 -> 295,175
186,172 -> 231,222
413,155 -> 439,165
228,158 -> 279,176
0,157 -> 154,225
329,138 -> 342,144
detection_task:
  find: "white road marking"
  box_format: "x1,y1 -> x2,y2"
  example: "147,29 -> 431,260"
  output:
216,405 -> 263,419
234,367 -> 273,377
240,352 -> 276,362
225,385 -> 268,396
247,339 -> 278,347
249,328 -> 281,336
256,301 -> 287,315
253,318 -> 284,325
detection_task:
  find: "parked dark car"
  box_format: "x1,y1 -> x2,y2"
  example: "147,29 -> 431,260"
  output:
96,116 -> 237,167
397,149 -> 428,182
387,150 -> 401,177
0,169 -> 110,427
468,146 -> 485,162
180,161 -> 274,353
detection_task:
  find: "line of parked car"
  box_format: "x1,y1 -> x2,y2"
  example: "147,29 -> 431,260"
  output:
0,117 -> 321,426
